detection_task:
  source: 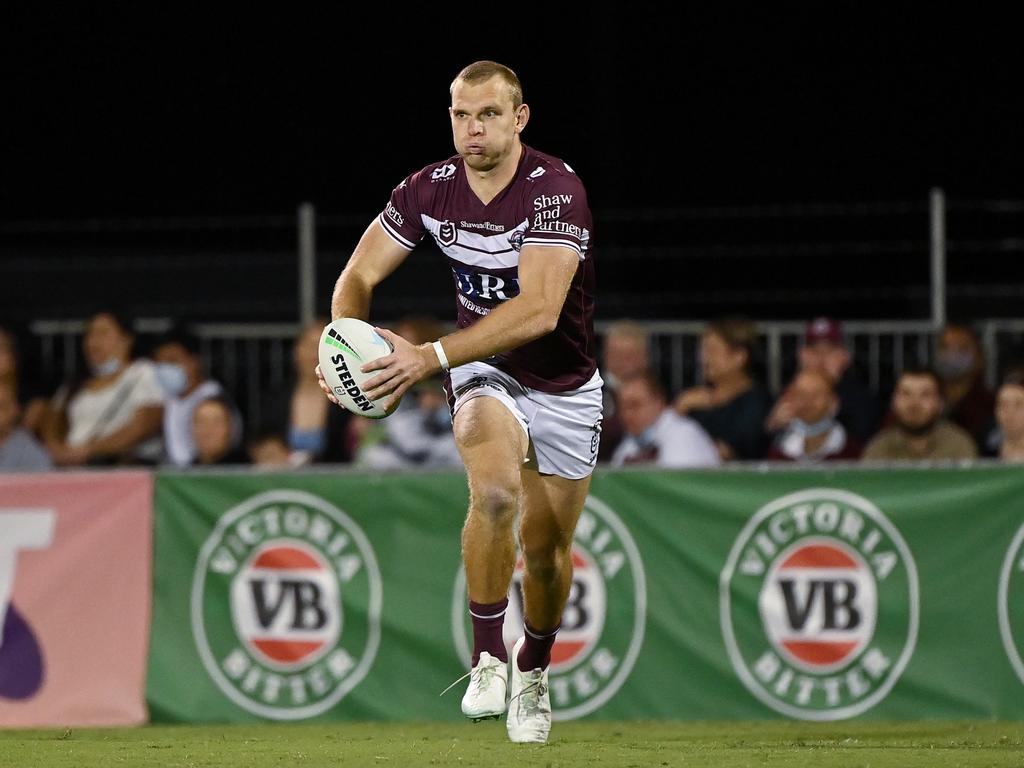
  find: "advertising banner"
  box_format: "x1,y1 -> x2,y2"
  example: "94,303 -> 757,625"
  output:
148,465 -> 1024,722
0,471 -> 152,727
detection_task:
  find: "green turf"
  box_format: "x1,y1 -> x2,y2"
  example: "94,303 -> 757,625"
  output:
1,721 -> 1023,767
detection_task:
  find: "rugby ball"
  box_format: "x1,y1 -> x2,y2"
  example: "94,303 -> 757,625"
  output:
318,318 -> 396,419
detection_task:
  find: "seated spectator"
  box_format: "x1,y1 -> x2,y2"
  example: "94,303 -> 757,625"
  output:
935,322 -> 996,448
40,308 -> 164,466
246,429 -> 299,468
192,397 -> 247,466
356,374 -> 462,470
994,368 -> 1024,462
0,323 -> 49,437
674,316 -> 772,460
611,373 -> 719,468
152,324 -> 240,466
260,318 -> 355,465
862,366 -> 976,461
777,317 -> 878,443
767,370 -> 862,462
597,320 -> 652,463
0,380 -> 53,471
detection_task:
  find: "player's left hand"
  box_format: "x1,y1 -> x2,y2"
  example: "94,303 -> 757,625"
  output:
360,327 -> 437,412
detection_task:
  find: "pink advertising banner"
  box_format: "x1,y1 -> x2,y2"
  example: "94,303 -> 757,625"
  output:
0,471 -> 152,727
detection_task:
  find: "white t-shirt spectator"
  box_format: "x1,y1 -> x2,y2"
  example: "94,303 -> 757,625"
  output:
163,380 -> 225,466
64,360 -> 165,460
611,409 -> 721,468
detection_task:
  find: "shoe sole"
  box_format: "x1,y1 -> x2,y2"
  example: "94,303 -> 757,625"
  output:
467,713 -> 502,723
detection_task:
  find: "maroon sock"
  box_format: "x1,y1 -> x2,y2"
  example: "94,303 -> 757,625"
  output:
469,598 -> 508,666
517,621 -> 559,672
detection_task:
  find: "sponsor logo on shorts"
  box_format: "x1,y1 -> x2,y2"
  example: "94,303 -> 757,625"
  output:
0,510 -> 55,701
452,495 -> 646,720
720,489 -> 919,720
998,522 -> 1024,687
192,490 -> 382,720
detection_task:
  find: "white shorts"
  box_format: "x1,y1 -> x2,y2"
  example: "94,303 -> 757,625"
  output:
446,361 -> 604,480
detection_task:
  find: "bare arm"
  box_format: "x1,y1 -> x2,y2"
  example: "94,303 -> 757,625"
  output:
316,218 -> 413,406
85,405 -> 163,459
362,245 -> 580,410
330,218 -> 414,321
50,404 -> 164,466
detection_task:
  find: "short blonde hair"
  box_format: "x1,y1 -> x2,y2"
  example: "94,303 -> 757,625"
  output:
451,60 -> 523,107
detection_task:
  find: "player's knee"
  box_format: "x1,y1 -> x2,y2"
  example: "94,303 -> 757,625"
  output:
469,483 -> 520,524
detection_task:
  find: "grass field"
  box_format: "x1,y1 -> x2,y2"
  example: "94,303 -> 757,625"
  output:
2,721 -> 1024,768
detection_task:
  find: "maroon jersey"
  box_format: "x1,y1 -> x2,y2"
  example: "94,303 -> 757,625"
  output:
377,144 -> 596,392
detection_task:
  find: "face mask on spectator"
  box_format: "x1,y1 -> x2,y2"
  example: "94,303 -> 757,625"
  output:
935,351 -> 975,380
791,416 -> 835,438
91,357 -> 124,377
155,362 -> 189,397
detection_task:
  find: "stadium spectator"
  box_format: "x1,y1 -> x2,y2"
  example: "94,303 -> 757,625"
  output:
935,322 -> 996,448
769,316 -> 877,443
260,318 -> 355,465
862,366 -> 976,460
0,324 -> 49,437
0,379 -> 53,471
40,308 -> 164,466
610,373 -> 719,468
347,314 -> 454,463
597,320 -> 652,462
246,429 -> 297,468
993,368 -> 1024,462
674,316 -> 772,460
152,323 -> 239,466
192,397 -> 247,466
356,373 -> 463,470
766,370 -> 862,462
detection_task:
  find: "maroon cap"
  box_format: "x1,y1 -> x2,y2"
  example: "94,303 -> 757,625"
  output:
804,316 -> 844,345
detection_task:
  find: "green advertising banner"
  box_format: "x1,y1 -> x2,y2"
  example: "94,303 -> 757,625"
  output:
148,465 -> 1024,723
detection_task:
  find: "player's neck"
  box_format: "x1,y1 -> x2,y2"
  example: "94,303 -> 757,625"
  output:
464,141 -> 523,204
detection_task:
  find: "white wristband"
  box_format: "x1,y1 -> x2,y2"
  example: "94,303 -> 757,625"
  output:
432,340 -> 450,372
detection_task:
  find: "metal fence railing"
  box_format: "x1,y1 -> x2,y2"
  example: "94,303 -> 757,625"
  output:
27,318 -> 1024,430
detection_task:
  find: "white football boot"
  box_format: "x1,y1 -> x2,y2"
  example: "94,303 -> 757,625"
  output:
506,636 -> 551,744
460,651 -> 508,721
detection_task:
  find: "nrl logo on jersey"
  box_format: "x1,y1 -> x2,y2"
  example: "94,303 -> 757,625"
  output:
437,220 -> 458,247
431,163 -> 456,181
720,489 -> 919,721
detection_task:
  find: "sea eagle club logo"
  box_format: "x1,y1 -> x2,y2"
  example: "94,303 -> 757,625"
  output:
452,496 -> 646,720
720,489 -> 919,720
192,490 -> 382,720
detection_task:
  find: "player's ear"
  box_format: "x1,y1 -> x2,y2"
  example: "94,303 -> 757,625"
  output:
515,103 -> 530,133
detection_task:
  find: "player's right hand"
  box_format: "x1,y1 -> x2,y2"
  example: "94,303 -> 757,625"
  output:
314,364 -> 344,408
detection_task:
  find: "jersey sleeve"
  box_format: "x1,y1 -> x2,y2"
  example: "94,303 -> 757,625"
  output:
522,171 -> 590,260
376,172 -> 427,251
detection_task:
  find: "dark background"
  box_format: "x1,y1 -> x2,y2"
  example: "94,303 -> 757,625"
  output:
4,8 -> 1022,219
3,7 -> 1022,412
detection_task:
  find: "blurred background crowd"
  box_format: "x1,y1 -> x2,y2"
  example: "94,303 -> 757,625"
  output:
3,309 -> 1022,472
